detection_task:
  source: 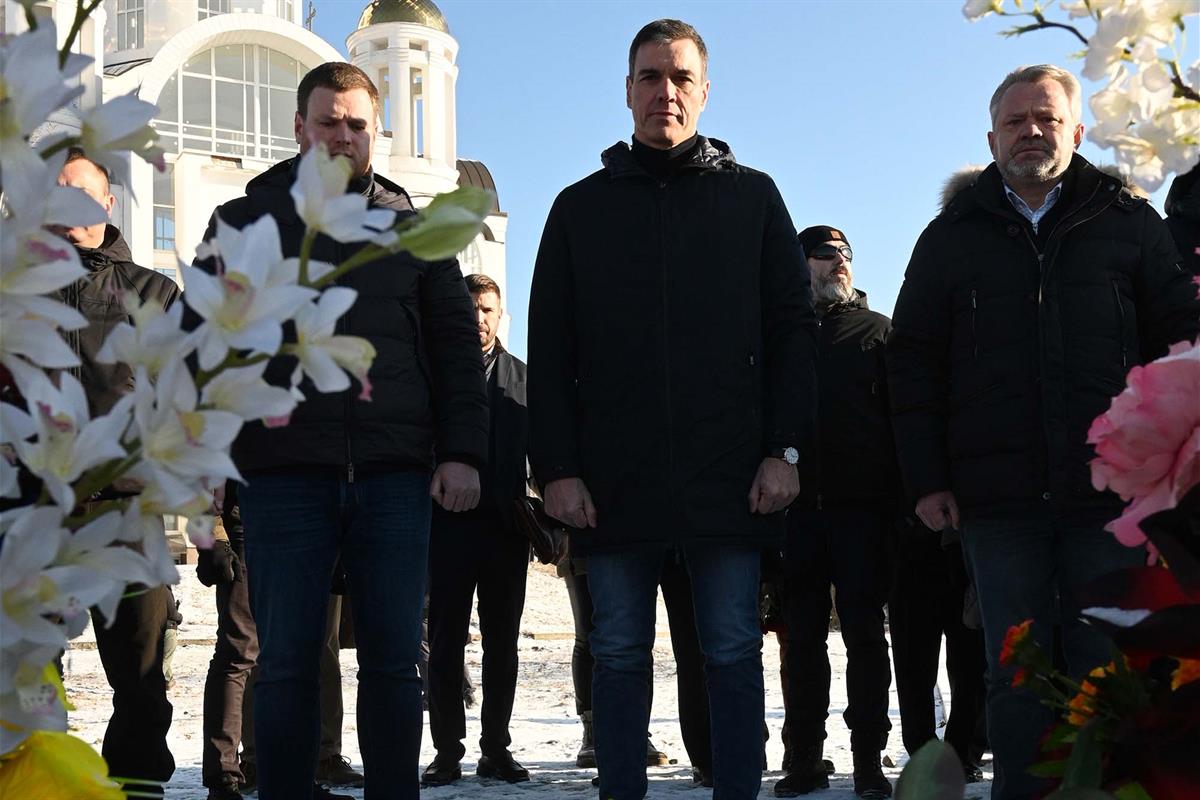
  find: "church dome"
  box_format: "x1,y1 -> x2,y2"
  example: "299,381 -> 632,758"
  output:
357,0 -> 449,33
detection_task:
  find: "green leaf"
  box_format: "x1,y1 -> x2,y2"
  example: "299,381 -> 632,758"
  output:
1043,723 -> 1078,751
1112,783 -> 1153,800
1029,759 -> 1068,777
1059,718 -> 1103,789
392,185 -> 495,262
895,740 -> 966,800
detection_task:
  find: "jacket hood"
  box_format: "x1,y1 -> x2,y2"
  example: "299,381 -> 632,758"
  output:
939,158 -> 1144,213
245,155 -> 415,214
939,154 -> 1132,219
78,224 -> 133,270
600,135 -> 737,178
816,288 -> 869,317
1166,164 -> 1200,220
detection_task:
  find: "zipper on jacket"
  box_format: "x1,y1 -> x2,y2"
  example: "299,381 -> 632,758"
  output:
1111,278 -> 1128,368
333,239 -> 356,484
970,289 -> 979,358
657,181 -> 677,522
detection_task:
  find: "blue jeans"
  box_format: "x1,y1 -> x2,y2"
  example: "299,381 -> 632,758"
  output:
960,505 -> 1144,800
239,471 -> 432,800
587,543 -> 764,800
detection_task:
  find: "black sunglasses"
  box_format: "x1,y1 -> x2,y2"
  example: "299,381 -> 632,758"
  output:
809,244 -> 853,262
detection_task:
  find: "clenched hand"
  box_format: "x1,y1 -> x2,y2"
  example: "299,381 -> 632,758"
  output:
431,461 -> 481,512
748,458 -> 799,514
544,477 -> 597,529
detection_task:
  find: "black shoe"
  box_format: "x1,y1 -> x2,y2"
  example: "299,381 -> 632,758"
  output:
824,758 -> 835,775
314,783 -> 353,800
316,754 -> 364,788
239,760 -> 257,794
421,754 -> 462,786
852,752 -> 893,800
774,747 -> 830,797
576,713 -> 596,768
464,689 -> 477,709
591,775 -> 600,787
692,766 -> 713,787
477,751 -> 530,783
646,736 -> 669,767
964,763 -> 984,783
205,774 -> 242,800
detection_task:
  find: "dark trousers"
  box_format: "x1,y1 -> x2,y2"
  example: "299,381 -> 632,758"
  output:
92,584 -> 176,795
563,559 -> 713,771
783,506 -> 893,755
427,507 -> 529,760
888,524 -> 987,768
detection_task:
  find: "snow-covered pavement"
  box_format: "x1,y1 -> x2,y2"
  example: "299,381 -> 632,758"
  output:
64,565 -> 992,799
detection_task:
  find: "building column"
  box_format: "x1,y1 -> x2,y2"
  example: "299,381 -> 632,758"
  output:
423,62 -> 444,164
388,50 -> 411,157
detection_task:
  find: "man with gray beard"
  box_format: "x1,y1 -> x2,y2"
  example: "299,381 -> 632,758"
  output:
776,226 -> 898,800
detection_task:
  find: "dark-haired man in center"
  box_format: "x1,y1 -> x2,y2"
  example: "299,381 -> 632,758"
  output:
529,19 -> 817,799
189,61 -> 488,800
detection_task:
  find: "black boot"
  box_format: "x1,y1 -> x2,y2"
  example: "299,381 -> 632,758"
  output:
852,751 -> 893,800
774,746 -> 830,797
646,734 -> 669,767
576,711 -> 596,768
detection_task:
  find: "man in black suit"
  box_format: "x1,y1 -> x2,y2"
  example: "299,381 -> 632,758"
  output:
423,273 -> 531,786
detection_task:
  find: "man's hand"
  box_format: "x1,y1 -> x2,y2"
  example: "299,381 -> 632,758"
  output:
211,483 -> 225,516
748,458 -> 799,514
544,478 -> 597,529
196,540 -> 239,587
431,462 -> 480,512
915,490 -> 960,532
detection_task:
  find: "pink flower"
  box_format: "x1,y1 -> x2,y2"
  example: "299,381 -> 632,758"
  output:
1089,341 -> 1200,558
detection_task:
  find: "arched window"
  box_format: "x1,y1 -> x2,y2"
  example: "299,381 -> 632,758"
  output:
153,44 -> 309,162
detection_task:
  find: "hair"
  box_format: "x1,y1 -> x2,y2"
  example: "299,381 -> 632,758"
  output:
297,61 -> 380,118
466,273 -> 501,300
989,64 -> 1082,127
64,146 -> 111,192
628,19 -> 708,78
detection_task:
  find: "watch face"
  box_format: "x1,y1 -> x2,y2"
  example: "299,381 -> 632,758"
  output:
784,447 -> 799,465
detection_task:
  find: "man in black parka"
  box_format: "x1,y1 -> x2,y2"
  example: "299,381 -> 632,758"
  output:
423,273 -> 531,786
888,65 -> 1199,800
775,226 -> 896,800
56,149 -> 180,797
528,19 -> 817,800
189,63 -> 488,800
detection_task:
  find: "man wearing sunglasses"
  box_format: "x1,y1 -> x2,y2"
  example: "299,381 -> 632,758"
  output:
775,227 -> 897,800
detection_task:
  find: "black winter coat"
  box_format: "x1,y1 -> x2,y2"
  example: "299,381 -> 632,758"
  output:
477,343 -> 529,533
193,158 -> 488,476
68,225 -> 180,415
801,291 -> 898,510
1165,166 -> 1200,278
888,155 -> 1199,514
528,137 -> 818,555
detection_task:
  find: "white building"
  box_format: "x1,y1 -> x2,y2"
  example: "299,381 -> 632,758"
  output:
5,0 -> 508,296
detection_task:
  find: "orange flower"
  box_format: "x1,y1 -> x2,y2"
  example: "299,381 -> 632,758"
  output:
1067,689 -> 1096,727
1013,667 -> 1029,687
1000,620 -> 1034,666
1172,658 -> 1200,690
1081,663 -> 1110,697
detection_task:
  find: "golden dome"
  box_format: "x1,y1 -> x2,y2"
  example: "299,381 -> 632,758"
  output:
357,0 -> 450,33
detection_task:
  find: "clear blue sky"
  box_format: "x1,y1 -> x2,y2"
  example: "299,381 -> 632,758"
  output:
312,0 -> 1170,360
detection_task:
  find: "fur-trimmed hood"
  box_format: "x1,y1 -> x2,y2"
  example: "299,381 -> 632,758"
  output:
938,161 -> 1147,212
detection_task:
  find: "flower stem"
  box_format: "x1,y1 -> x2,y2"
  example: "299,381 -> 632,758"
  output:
297,229 -> 317,286
194,352 -> 270,389
39,136 -> 82,160
57,0 -> 105,69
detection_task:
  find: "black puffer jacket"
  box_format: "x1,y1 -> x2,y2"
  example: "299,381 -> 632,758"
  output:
1165,165 -> 1200,278
800,291 -> 897,510
888,155 -> 1199,514
528,137 -> 818,555
67,225 -> 180,415
193,157 -> 488,476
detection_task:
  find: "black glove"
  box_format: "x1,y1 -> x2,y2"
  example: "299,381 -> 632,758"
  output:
196,539 -> 239,587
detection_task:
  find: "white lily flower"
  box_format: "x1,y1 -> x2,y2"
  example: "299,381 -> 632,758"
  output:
186,514 -> 216,549
114,497 -> 184,586
389,186 -> 495,262
962,0 -> 1002,20
1083,2 -> 1178,81
0,505 -> 120,647
125,363 -> 243,509
76,92 -> 166,190
7,369 -> 132,509
283,288 -> 377,400
0,22 -> 90,169
0,646 -> 69,753
55,510 -> 156,627
95,290 -> 195,377
182,215 -> 317,370
291,144 -> 396,243
0,397 -> 36,498
200,361 -> 297,425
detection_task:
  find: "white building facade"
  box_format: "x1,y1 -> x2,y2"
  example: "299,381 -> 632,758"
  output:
4,0 -> 508,297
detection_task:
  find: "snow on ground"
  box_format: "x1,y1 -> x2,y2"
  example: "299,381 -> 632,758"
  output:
64,564 -> 992,799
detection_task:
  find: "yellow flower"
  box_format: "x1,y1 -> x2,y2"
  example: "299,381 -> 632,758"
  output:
1172,658 -> 1200,690
0,730 -> 124,799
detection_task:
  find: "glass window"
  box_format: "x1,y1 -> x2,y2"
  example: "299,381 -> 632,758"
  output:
116,0 -> 144,50
197,0 -> 231,20
277,0 -> 294,21
153,45 -> 311,161
153,162 -> 175,252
